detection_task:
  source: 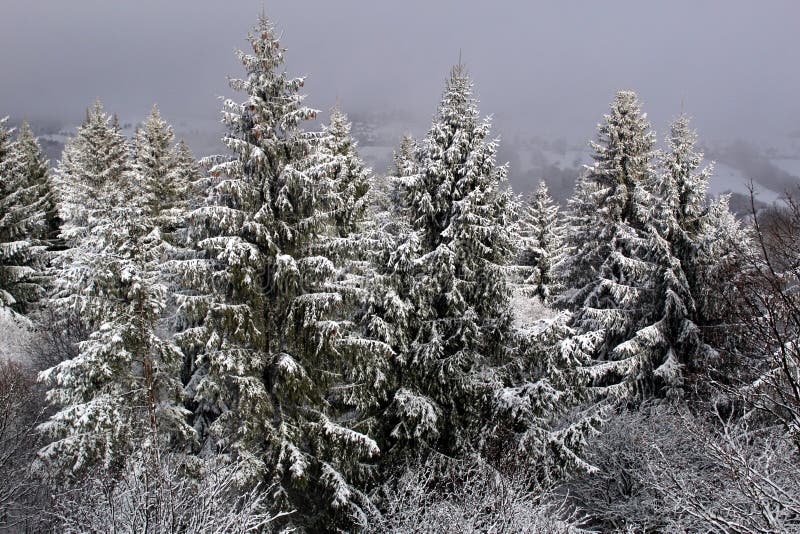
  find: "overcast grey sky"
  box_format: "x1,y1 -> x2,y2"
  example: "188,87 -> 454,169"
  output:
1,1 -> 799,143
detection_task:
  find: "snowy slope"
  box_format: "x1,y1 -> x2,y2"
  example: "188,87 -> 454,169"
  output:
772,158 -> 800,178
709,162 -> 781,203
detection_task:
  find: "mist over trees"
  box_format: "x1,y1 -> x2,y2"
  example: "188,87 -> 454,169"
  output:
1,11 -> 799,534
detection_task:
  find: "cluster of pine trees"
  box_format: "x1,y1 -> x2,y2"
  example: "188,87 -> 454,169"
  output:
0,13 -> 760,533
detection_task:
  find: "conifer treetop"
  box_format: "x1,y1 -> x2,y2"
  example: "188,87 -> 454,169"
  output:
659,113 -> 712,235
589,90 -> 656,226
0,117 -> 48,313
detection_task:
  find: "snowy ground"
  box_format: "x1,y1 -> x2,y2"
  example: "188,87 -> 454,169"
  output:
510,290 -> 563,334
0,308 -> 34,364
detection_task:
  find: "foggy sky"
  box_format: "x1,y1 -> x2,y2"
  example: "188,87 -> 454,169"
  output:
2,0 -> 799,144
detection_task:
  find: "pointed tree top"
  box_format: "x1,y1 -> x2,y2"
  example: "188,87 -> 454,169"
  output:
450,58 -> 468,81
537,180 -> 549,195
18,120 -> 33,137
84,99 -> 112,128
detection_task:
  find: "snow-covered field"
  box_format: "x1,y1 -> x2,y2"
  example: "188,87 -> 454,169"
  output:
773,157 -> 800,178
708,162 -> 782,203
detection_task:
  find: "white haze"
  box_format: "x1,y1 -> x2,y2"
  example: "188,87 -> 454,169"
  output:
1,0 -> 798,145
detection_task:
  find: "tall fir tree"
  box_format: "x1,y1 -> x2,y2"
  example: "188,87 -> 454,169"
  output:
39,204 -> 193,476
657,115 -> 710,246
559,91 -> 667,400
0,118 -> 48,314
694,193 -> 750,323
54,100 -> 128,245
40,105 -> 199,478
364,133 -> 422,349
640,114 -> 717,395
129,106 -> 200,397
656,113 -> 730,326
50,100 -> 129,341
354,134 -> 422,451
646,114 -> 750,393
319,107 -> 371,238
387,134 -> 418,223
171,138 -> 203,209
518,181 -> 565,303
176,15 -> 388,530
11,121 -> 60,245
364,134 -> 417,249
130,106 -> 194,241
383,63 -> 517,459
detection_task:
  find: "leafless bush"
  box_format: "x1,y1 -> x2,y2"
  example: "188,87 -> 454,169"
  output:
25,306 -> 86,371
560,403 -> 800,533
557,405 -> 680,532
370,454 -> 583,533
729,190 -> 800,448
0,358 -> 47,533
48,453 -> 291,534
650,414 -> 800,533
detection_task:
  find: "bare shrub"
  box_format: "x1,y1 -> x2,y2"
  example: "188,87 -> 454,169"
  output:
48,454 -> 291,534
371,455 -> 583,533
0,359 -> 47,533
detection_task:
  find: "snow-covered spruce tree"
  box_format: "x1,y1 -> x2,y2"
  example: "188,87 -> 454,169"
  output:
129,107 -> 201,398
48,100 -> 129,363
0,117 -> 48,314
364,134 -> 418,246
382,63 -> 517,459
129,106 -> 197,245
53,100 -> 128,246
363,133 -> 421,354
598,113 -> 749,399
658,114 -> 747,331
393,134 -> 419,180
320,107 -> 370,238
351,134 -> 422,452
494,306 -> 605,481
357,232 -> 420,455
387,134 -> 418,221
39,104 -> 197,480
38,204 -> 193,477
694,193 -> 750,327
637,114 -> 721,394
315,109 -> 394,426
518,181 -> 565,303
558,91 -> 670,400
11,121 -> 60,246
171,138 -> 203,209
657,115 -> 709,249
291,105 -> 393,453
176,15 -> 387,530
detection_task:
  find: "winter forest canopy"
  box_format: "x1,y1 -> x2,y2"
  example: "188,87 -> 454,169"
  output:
2,10 -> 800,534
